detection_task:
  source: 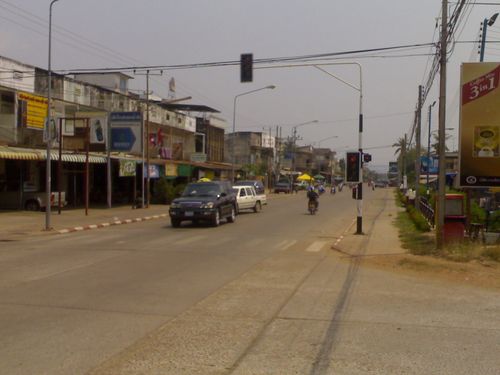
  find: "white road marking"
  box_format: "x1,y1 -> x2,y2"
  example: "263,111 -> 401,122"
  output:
306,240 -> 328,252
275,240 -> 297,250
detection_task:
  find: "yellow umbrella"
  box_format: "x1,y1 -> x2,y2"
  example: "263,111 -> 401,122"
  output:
296,173 -> 313,182
198,177 -> 211,182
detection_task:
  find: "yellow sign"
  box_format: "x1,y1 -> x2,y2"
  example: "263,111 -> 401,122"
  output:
17,92 -> 48,130
460,63 -> 500,187
165,163 -> 177,177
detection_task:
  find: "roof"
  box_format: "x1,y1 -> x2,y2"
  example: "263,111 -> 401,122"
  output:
159,103 -> 220,113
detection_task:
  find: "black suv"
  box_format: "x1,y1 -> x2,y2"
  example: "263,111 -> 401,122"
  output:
169,181 -> 237,227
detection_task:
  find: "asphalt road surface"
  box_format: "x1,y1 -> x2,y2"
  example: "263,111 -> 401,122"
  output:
0,187 -> 499,375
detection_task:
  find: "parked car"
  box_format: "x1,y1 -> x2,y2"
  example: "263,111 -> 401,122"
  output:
293,181 -> 309,190
233,180 -> 267,205
169,181 -> 237,227
274,182 -> 292,194
233,185 -> 263,213
0,190 -> 67,211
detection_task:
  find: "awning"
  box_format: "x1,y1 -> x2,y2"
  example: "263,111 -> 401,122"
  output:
0,146 -> 40,160
0,146 -> 107,163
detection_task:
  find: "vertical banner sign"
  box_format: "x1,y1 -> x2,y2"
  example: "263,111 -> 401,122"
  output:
460,63 -> 500,187
16,92 -> 48,129
109,112 -> 143,154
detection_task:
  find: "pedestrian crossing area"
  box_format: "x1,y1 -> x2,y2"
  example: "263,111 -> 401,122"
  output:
52,230 -> 333,254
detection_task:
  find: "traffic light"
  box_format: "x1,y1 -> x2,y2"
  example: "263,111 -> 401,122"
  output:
363,153 -> 372,163
240,53 -> 253,82
345,151 -> 361,183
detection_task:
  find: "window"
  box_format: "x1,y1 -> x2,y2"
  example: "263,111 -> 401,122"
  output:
239,189 -> 246,197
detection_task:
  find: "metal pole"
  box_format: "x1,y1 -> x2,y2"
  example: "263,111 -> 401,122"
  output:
480,18 -> 488,62
356,65 -> 364,235
107,114 -> 112,208
58,118 -> 62,214
231,95 -> 237,183
85,119 -> 89,216
146,70 -> 150,208
427,101 -> 436,195
45,0 -> 59,230
437,0 -> 448,249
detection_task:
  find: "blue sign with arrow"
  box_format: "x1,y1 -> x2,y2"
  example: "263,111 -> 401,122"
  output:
111,127 -> 137,152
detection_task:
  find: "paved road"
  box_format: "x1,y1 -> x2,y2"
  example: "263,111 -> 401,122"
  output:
0,188 -> 499,375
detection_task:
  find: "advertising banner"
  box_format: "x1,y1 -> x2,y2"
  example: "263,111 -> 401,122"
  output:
460,63 -> 500,187
143,164 -> 160,179
420,156 -> 438,174
17,92 -> 48,130
109,112 -> 143,154
119,160 -> 136,177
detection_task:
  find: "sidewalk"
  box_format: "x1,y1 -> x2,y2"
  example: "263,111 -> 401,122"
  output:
0,204 -> 170,239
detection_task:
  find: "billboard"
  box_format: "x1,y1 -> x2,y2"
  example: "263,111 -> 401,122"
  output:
17,92 -> 48,130
109,112 -> 143,154
460,63 -> 500,187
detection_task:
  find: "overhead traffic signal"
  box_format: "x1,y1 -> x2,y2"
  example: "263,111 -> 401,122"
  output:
240,53 -> 253,82
345,151 -> 361,183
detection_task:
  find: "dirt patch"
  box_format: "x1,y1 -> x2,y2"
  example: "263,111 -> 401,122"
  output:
359,252 -> 500,291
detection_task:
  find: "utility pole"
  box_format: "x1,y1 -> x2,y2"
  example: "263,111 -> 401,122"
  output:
437,0 -> 448,249
134,69 -> 162,208
415,85 -> 423,211
402,133 -> 407,189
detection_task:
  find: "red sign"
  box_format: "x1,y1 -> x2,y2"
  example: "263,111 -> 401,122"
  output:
462,65 -> 500,105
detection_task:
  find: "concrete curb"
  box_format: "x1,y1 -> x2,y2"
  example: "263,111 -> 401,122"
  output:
56,214 -> 168,234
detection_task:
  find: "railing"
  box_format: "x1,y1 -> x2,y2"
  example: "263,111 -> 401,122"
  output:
419,197 -> 435,227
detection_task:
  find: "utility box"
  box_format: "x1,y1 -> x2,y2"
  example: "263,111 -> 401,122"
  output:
443,194 -> 466,243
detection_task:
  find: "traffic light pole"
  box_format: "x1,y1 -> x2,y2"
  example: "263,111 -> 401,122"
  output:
357,112 -> 364,235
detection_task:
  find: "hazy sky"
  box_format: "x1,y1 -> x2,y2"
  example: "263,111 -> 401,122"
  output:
1,1 -> 499,171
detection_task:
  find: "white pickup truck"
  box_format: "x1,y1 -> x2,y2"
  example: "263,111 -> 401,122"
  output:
233,185 -> 263,213
0,191 -> 67,211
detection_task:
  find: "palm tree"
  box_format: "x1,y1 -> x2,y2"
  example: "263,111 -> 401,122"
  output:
392,137 -> 406,157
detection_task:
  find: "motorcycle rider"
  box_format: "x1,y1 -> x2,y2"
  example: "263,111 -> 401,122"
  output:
307,185 -> 319,210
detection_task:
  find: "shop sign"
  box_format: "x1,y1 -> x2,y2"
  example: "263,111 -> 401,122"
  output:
460,63 -> 500,187
165,163 -> 177,177
190,153 -> 207,163
17,92 -> 48,130
119,160 -> 136,177
143,164 -> 160,178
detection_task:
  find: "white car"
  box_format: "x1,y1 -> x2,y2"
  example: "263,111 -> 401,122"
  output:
233,185 -> 263,213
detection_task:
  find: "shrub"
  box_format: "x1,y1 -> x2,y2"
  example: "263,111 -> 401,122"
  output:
407,205 -> 431,232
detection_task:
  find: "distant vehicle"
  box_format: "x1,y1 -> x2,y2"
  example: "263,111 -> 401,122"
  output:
233,180 -> 267,205
293,181 -> 309,190
233,185 -> 263,213
374,180 -> 389,188
169,181 -> 237,227
0,190 -> 67,211
274,182 -> 292,194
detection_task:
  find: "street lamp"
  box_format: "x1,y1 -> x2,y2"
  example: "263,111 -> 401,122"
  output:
316,135 -> 338,148
231,85 -> 276,182
45,0 -> 59,231
480,13 -> 499,62
314,63 -> 364,234
291,120 -> 319,173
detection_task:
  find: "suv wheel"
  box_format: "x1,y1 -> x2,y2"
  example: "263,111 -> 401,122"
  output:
253,201 -> 262,213
212,210 -> 221,227
171,218 -> 181,228
227,206 -> 236,223
25,200 -> 41,211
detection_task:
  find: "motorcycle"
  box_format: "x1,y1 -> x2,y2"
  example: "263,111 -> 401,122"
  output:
308,199 -> 318,215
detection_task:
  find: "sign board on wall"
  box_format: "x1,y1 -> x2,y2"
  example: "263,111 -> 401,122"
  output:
16,92 -> 47,129
119,160 -> 136,177
460,63 -> 500,187
109,112 -> 142,154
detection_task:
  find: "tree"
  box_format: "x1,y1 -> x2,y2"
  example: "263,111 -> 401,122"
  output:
392,137 -> 406,157
430,133 -> 451,154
